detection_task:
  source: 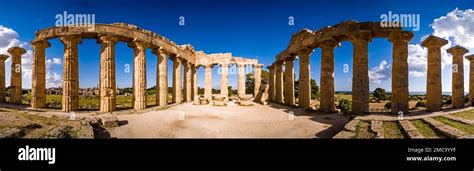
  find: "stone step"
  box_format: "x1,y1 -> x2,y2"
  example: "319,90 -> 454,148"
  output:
344,119 -> 360,132
422,117 -> 468,138
370,120 -> 384,139
398,120 -> 424,139
442,115 -> 474,125
333,131 -> 355,139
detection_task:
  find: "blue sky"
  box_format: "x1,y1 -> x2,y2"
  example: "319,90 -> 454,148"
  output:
0,0 -> 473,92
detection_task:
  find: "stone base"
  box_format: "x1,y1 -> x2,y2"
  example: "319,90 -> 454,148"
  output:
212,95 -> 227,106
238,94 -> 253,106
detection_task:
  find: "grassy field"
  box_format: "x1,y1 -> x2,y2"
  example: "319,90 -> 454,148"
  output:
453,109 -> 474,121
353,121 -> 376,139
410,120 -> 446,138
433,116 -> 474,134
382,121 -> 406,138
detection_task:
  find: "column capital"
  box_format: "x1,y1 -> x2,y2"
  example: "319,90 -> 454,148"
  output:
97,35 -> 119,45
465,54 -> 474,62
388,30 -> 413,43
237,63 -> 246,67
254,64 -> 263,68
298,47 -> 314,56
348,31 -> 373,44
204,63 -> 212,68
127,40 -> 148,50
421,35 -> 448,48
0,54 -> 9,61
319,38 -> 340,49
7,46 -> 26,56
31,39 -> 51,49
447,45 -> 469,56
60,34 -> 82,44
151,47 -> 166,56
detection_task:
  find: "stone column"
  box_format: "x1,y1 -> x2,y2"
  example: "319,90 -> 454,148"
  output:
389,31 -> 413,114
237,63 -> 246,95
60,35 -> 81,111
466,55 -> 474,106
349,32 -> 372,114
0,54 -> 9,103
172,56 -> 183,104
447,45 -> 469,108
254,64 -> 263,96
192,65 -> 198,100
268,65 -> 275,102
204,64 -> 212,99
220,63 -> 229,99
8,47 -> 26,104
275,62 -> 283,103
320,39 -> 339,112
421,35 -> 448,111
153,48 -> 168,107
298,48 -> 312,108
31,39 -> 50,108
98,35 -> 118,112
129,41 -> 147,110
184,61 -> 192,102
284,58 -> 295,105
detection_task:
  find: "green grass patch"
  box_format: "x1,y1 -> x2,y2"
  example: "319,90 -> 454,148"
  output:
453,109 -> 474,121
410,120 -> 447,138
353,121 -> 376,139
382,121 -> 407,139
433,116 -> 474,135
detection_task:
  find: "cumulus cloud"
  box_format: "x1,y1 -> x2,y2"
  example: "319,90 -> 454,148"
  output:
369,60 -> 391,84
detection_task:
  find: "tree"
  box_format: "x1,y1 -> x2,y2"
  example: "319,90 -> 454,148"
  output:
245,69 -> 269,95
294,79 -> 319,100
337,99 -> 352,114
373,87 -> 387,102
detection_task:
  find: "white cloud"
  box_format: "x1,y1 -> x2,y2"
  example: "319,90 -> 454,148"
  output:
407,44 -> 428,77
369,60 -> 391,84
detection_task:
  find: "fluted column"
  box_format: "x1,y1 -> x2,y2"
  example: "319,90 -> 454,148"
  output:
284,58 -> 295,105
153,48 -> 168,107
8,47 -> 26,104
298,48 -> 312,108
192,65 -> 198,100
254,64 -> 263,96
275,62 -> 283,103
237,63 -> 246,95
466,55 -> 474,106
268,65 -> 275,102
172,56 -> 183,104
129,41 -> 147,110
320,39 -> 339,112
0,55 -> 9,103
389,31 -> 413,114
31,39 -> 50,108
60,35 -> 81,111
349,32 -> 372,114
220,63 -> 229,98
98,35 -> 118,112
447,45 -> 469,108
421,35 -> 448,111
204,64 -> 212,99
184,61 -> 192,102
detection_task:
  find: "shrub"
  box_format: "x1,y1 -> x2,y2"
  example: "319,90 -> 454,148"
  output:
415,100 -> 427,108
337,99 -> 352,114
384,102 -> 391,109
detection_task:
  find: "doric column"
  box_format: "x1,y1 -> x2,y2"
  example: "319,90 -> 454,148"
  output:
466,55 -> 474,106
204,64 -> 212,99
389,31 -> 413,114
129,41 -> 147,110
320,39 -> 339,112
184,61 -> 192,102
268,65 -> 275,102
254,64 -> 263,96
447,45 -> 469,108
421,35 -> 448,111
220,63 -> 229,98
274,62 -> 283,103
192,65 -> 198,100
0,54 -> 9,103
153,48 -> 168,107
60,35 -> 81,111
298,48 -> 312,108
8,47 -> 26,104
237,63 -> 246,95
172,56 -> 183,104
284,58 -> 295,105
349,32 -> 372,114
98,35 -> 118,112
31,39 -> 50,108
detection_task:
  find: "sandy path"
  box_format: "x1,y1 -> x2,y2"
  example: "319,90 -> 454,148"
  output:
109,102 -> 350,138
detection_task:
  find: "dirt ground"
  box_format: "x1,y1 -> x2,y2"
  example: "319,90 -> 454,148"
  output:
109,102 -> 351,138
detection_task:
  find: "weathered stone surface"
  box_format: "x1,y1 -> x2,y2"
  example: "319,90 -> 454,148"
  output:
399,120 -> 424,139
239,94 -> 253,106
204,64 -> 212,99
212,95 -> 227,106
0,127 -> 25,138
100,115 -> 120,128
284,59 -> 295,106
344,119 -> 360,132
61,35 -> 82,111
130,41 -> 148,110
274,62 -> 283,103
333,131 -> 355,139
422,117 -> 467,138
349,32 -> 371,114
298,49 -> 312,108
370,120 -> 384,139
466,54 -> 474,106
447,45 -> 469,108
43,125 -> 74,139
153,48 -> 168,107
442,114 -> 474,125
389,31 -> 413,114
8,46 -> 26,104
0,54 -> 8,103
268,65 -> 275,102
98,35 -> 118,112
31,39 -> 50,108
254,64 -> 263,97
422,35 -> 448,111
320,39 -> 338,112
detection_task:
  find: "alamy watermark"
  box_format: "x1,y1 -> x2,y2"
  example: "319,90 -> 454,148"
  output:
380,11 -> 420,31
55,11 -> 96,31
